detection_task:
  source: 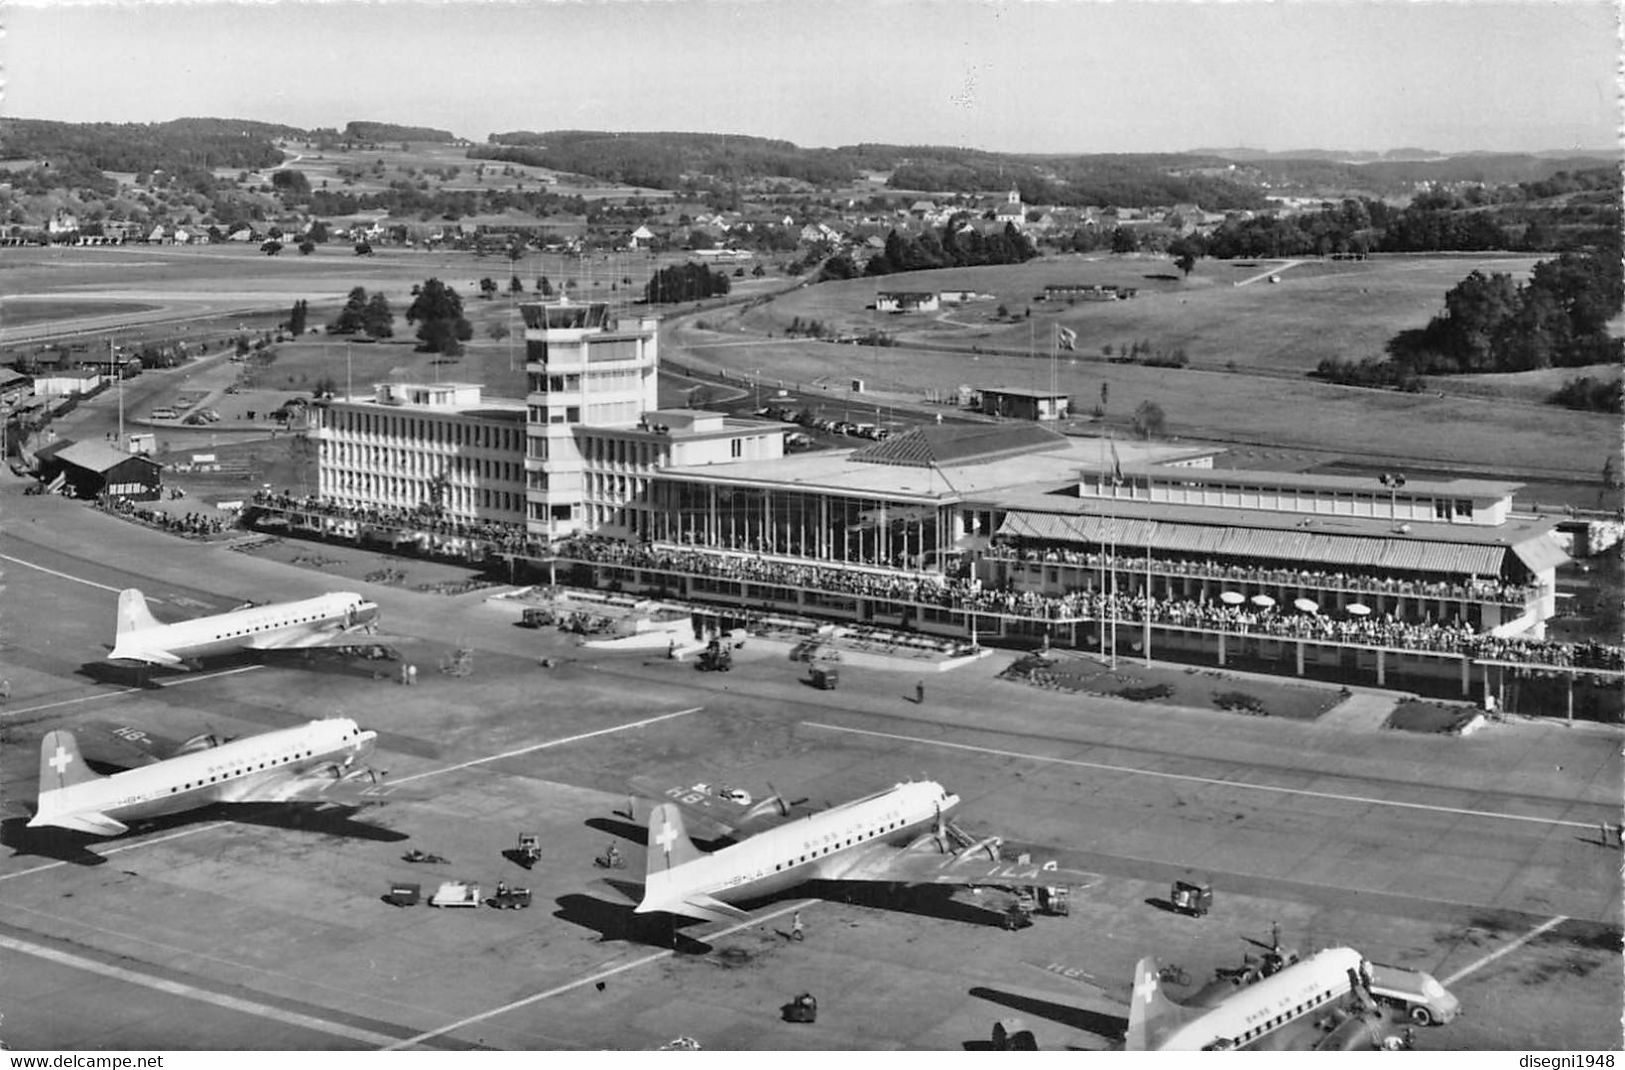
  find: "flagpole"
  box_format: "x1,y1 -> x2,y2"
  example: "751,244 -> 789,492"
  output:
1098,436 -> 1107,664
1145,534 -> 1153,667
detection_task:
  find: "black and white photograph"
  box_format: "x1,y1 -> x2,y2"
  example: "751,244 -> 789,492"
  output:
0,0 -> 1619,1055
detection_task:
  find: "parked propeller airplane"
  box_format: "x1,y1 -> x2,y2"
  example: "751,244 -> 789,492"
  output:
108,588 -> 400,668
29,717 -> 396,837
631,779 -> 1099,925
1127,946 -> 1406,1051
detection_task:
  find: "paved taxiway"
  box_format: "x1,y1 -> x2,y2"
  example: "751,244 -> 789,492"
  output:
1,488 -> 1619,1050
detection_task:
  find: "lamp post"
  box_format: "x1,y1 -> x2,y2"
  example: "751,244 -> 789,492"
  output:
1379,472 -> 1407,521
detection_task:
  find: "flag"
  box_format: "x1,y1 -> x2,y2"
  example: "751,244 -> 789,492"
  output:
1109,437 -> 1124,485
1056,325 -> 1077,351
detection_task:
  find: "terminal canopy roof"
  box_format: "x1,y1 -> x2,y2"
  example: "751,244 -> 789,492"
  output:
996,510 -> 1566,581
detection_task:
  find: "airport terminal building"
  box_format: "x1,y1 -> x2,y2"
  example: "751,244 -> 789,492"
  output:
276,299 -> 1612,701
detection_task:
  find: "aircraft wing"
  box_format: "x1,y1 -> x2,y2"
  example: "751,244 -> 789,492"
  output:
73,722 -> 181,768
655,893 -> 753,925
628,776 -> 811,837
235,767 -> 420,806
107,648 -> 184,667
244,630 -> 415,652
821,841 -> 1102,890
32,810 -> 130,837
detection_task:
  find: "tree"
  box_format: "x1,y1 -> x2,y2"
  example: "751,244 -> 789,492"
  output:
1110,227 -> 1139,254
271,169 -> 310,195
354,240 -> 373,256
363,293 -> 394,339
260,240 -> 283,256
1131,400 -> 1166,439
298,240 -> 315,255
509,275 -> 524,296
328,287 -> 369,334
306,219 -> 329,243
1100,382 -> 1110,411
406,278 -> 472,354
1169,236 -> 1202,278
479,277 -> 498,300
288,299 -> 308,336
486,322 -> 510,342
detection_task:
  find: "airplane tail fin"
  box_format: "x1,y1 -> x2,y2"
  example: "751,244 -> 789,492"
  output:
37,731 -> 102,793
637,803 -> 706,914
1125,957 -> 1195,1051
29,731 -> 125,834
644,802 -> 703,877
117,589 -> 163,636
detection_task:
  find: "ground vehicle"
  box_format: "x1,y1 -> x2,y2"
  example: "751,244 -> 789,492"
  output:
1365,963 -> 1460,1025
1170,877 -> 1212,917
519,607 -> 553,628
991,1019 -> 1037,1050
595,843 -> 626,869
428,880 -> 481,907
1001,898 -> 1036,931
384,881 -> 421,907
697,640 -> 732,672
516,833 -> 541,868
150,409 -> 179,420
402,848 -> 448,864
783,993 -> 818,1023
489,882 -> 533,909
1033,885 -> 1070,915
809,665 -> 839,690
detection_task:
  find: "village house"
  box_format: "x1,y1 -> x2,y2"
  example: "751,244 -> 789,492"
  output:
875,291 -> 941,314
30,366 -> 102,401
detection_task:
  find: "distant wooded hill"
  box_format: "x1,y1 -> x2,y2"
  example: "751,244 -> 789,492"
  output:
0,117 -> 295,175
343,121 -> 457,143
471,129 -> 1612,205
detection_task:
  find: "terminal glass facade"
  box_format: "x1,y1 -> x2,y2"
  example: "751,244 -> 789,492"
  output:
651,481 -> 948,569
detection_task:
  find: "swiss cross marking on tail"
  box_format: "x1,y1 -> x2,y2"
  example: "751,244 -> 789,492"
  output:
655,823 -> 678,853
1135,972 -> 1159,1004
49,746 -> 73,777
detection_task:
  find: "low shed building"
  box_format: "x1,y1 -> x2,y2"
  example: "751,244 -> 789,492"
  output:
978,386 -> 1072,422
45,440 -> 163,501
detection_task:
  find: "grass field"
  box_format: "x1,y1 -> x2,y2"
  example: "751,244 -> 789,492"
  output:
0,297 -> 158,326
677,252 -> 1617,488
7,242 -> 1617,503
742,252 -> 1546,376
222,139 -> 678,205
999,651 -> 1344,721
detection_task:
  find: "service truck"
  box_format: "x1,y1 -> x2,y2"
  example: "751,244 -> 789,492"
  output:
1366,963 -> 1460,1026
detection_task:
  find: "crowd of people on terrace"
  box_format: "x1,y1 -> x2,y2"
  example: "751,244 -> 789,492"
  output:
251,490 -> 544,554
553,537 -> 1624,671
988,546 -> 1539,607
102,497 -> 231,538
233,504 -> 1621,673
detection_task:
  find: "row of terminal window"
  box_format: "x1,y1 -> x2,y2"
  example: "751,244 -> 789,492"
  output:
166,749 -> 317,794
771,819 -> 904,872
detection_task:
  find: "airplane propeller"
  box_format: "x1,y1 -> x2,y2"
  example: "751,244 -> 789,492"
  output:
765,781 -> 809,818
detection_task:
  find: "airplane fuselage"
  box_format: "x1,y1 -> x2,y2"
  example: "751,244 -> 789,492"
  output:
31,719 -> 375,829
642,781 -> 958,911
1156,947 -> 1367,1051
110,592 -> 377,666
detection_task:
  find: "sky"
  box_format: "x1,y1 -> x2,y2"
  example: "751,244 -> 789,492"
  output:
2,0 -> 1619,155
